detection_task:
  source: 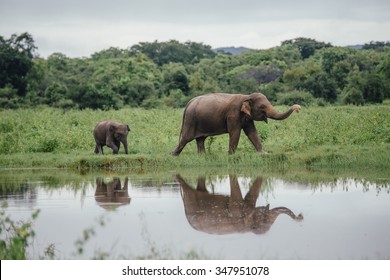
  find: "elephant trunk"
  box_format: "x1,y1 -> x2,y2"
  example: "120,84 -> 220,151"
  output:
122,139 -> 129,154
271,207 -> 303,221
266,104 -> 301,121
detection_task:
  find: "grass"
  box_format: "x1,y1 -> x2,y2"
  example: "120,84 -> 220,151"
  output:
0,105 -> 389,174
1,104 -> 388,260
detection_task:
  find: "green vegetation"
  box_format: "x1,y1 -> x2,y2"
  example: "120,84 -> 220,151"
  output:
0,105 -> 388,172
0,205 -> 41,260
0,33 -> 389,171
1,34 -> 389,261
1,34 -> 390,110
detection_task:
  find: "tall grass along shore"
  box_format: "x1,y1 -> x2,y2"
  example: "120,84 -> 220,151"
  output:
0,105 -> 389,172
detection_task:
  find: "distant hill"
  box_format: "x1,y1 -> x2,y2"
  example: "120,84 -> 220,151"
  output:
345,44 -> 363,50
215,44 -> 370,54
213,47 -> 253,55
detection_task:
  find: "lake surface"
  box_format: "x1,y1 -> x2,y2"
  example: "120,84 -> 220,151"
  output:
0,169 -> 389,260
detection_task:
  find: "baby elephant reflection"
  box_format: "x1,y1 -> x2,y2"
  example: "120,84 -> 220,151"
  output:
176,175 -> 303,235
95,177 -> 131,209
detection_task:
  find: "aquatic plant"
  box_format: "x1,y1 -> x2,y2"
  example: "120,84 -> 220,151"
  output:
0,204 -> 40,259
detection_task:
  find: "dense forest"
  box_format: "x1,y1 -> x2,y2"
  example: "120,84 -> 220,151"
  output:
1,32 -> 389,110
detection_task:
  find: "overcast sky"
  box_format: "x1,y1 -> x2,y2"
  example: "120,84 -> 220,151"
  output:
1,0 -> 389,57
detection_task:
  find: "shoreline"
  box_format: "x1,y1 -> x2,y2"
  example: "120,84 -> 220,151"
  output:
1,144 -> 388,175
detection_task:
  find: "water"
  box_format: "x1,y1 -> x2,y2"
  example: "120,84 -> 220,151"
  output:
0,169 -> 389,259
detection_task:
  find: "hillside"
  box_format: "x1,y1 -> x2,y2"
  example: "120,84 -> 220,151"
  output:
213,46 -> 253,55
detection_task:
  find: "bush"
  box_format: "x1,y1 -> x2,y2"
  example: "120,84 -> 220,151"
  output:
0,85 -> 20,109
277,90 -> 313,106
342,87 -> 365,105
36,138 -> 60,153
0,205 -> 40,260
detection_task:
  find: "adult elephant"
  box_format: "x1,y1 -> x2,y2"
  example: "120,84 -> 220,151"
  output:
94,120 -> 130,154
176,174 -> 303,235
172,93 -> 301,155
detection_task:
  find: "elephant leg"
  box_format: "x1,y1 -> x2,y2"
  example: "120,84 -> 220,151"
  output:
106,135 -> 119,154
172,137 -> 192,156
196,137 -> 206,153
114,140 -> 121,154
114,140 -> 120,147
228,176 -> 244,217
228,129 -> 241,154
243,122 -> 263,152
95,144 -> 103,154
196,177 -> 208,192
244,177 -> 263,208
229,176 -> 244,202
123,177 -> 129,190
107,142 -> 119,154
112,146 -> 119,154
122,140 -> 129,154
172,143 -> 185,156
95,178 -> 105,195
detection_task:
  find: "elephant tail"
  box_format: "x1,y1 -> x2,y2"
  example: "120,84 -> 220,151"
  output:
177,98 -> 196,143
177,107 -> 186,143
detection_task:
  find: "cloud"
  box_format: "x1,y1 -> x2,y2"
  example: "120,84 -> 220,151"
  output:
1,0 -> 389,57
2,0 -> 390,23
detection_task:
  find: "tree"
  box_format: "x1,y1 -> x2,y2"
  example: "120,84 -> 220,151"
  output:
225,65 -> 259,93
0,85 -> 19,108
162,63 -> 190,95
76,84 -> 122,110
116,77 -> 156,107
130,40 -> 216,66
0,32 -> 37,97
44,82 -> 68,106
24,58 -> 47,106
282,37 -> 332,59
241,45 -> 301,68
301,71 -> 337,102
362,72 -> 385,103
362,41 -> 390,50
91,47 -> 131,60
341,65 -> 365,105
377,52 -> 390,99
321,47 -> 349,74
342,86 -> 365,105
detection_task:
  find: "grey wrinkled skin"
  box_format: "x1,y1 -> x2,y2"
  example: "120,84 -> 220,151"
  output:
93,120 -> 130,154
172,92 -> 301,155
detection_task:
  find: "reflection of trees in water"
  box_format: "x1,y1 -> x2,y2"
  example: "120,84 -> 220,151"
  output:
0,174 -> 92,208
285,177 -> 390,194
0,181 -> 37,208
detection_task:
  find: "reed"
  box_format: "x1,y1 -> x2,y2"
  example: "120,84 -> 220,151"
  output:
0,105 -> 389,172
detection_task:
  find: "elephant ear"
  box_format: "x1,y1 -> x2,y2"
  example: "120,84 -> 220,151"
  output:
241,101 -> 252,117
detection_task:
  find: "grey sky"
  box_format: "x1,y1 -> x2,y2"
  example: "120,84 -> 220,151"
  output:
1,0 -> 389,57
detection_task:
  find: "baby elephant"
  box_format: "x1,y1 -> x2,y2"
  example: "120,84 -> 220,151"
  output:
93,120 -> 130,154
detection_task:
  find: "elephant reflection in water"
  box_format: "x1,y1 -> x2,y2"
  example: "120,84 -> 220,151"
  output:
176,175 -> 303,235
95,177 -> 131,209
